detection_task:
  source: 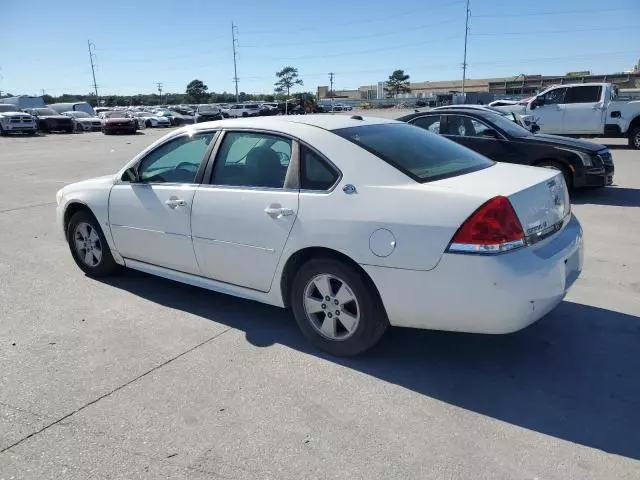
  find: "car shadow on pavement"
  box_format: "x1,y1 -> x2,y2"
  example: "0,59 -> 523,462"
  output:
99,270 -> 640,460
572,187 -> 640,207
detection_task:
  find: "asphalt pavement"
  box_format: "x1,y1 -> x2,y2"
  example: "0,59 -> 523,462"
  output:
1,122 -> 639,479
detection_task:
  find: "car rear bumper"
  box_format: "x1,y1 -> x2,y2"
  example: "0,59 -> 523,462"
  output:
362,214 -> 583,334
103,125 -> 137,133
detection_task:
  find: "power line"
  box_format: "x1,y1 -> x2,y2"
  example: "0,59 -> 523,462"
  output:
472,6 -> 629,18
232,21 -> 240,102
461,0 -> 470,94
241,19 -> 459,48
472,25 -> 640,36
243,0 -> 465,36
87,40 -> 99,105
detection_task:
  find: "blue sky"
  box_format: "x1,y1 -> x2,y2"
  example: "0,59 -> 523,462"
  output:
1,0 -> 638,97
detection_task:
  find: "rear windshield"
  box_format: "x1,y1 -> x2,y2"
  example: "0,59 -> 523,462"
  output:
333,123 -> 493,182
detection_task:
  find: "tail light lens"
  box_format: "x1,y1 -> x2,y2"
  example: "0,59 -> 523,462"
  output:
448,196 -> 525,254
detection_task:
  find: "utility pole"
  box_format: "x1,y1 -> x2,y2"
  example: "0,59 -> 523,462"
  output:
329,72 -> 335,111
231,22 -> 240,102
461,0 -> 470,95
87,40 -> 99,106
156,82 -> 163,105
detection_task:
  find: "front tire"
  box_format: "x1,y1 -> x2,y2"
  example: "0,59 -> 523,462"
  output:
67,210 -> 119,277
629,126 -> 640,150
290,258 -> 388,356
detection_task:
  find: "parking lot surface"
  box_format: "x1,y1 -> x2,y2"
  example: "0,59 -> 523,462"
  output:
1,124 -> 639,479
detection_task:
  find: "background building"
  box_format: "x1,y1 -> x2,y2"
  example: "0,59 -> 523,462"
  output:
316,70 -> 640,102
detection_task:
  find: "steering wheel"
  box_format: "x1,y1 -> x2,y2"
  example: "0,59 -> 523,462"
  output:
175,161 -> 198,172
275,152 -> 289,165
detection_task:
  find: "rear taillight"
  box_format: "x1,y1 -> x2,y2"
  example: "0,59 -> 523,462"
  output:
448,196 -> 525,254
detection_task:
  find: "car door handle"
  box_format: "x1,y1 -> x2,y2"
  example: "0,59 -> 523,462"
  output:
165,198 -> 187,208
264,205 -> 294,218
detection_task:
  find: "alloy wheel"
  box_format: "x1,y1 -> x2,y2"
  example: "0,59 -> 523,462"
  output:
73,222 -> 103,268
303,274 -> 360,341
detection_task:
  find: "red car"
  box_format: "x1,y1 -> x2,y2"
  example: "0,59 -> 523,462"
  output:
101,111 -> 138,135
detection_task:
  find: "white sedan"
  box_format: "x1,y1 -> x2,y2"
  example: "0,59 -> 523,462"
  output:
56,115 -> 583,356
133,111 -> 171,128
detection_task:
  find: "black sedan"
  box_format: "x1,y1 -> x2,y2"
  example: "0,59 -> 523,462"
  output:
24,108 -> 75,133
194,105 -> 223,123
398,108 -> 614,190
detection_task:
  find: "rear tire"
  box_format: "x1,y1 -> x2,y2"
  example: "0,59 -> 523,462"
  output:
629,127 -> 640,150
145,119 -> 152,128
66,210 -> 119,277
535,160 -> 573,191
290,258 -> 388,356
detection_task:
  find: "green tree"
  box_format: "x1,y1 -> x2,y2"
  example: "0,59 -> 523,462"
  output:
186,79 -> 209,103
274,66 -> 303,113
385,69 -> 411,98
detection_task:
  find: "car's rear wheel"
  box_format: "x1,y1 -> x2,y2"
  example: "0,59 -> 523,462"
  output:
535,160 -> 573,191
75,123 -> 83,132
290,258 -> 388,356
145,119 -> 152,128
67,210 -> 119,277
629,127 -> 640,150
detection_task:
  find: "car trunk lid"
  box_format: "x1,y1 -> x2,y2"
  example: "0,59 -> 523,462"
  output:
433,162 -> 570,245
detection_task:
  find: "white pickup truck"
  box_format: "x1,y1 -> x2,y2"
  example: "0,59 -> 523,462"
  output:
496,83 -> 640,149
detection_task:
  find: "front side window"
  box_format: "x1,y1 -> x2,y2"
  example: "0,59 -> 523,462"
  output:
334,123 -> 493,183
540,88 -> 567,105
137,132 -> 214,183
412,115 -> 441,134
565,85 -> 602,104
300,145 -> 339,190
443,115 -> 492,137
210,131 -> 292,188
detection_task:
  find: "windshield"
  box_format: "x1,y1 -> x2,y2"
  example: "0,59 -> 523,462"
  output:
198,105 -> 219,113
482,112 -> 532,137
105,111 -> 131,119
35,108 -> 58,115
334,123 -> 493,183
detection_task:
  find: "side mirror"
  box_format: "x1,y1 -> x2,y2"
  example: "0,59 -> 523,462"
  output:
530,124 -> 540,133
121,166 -> 139,183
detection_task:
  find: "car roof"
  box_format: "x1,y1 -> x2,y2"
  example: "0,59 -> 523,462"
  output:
189,114 -> 397,132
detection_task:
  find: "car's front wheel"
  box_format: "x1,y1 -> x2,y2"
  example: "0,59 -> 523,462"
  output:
629,126 -> 640,150
67,210 -> 119,277
290,258 -> 388,356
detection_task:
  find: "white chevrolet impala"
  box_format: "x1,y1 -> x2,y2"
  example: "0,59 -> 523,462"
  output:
56,115 -> 583,355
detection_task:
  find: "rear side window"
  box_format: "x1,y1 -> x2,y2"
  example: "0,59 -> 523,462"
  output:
300,145 -> 339,190
565,86 -> 602,104
333,123 -> 493,183
412,115 -> 441,133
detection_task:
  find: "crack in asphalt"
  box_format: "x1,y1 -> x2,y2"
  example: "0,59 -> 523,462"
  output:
0,327 -> 233,455
0,201 -> 56,214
